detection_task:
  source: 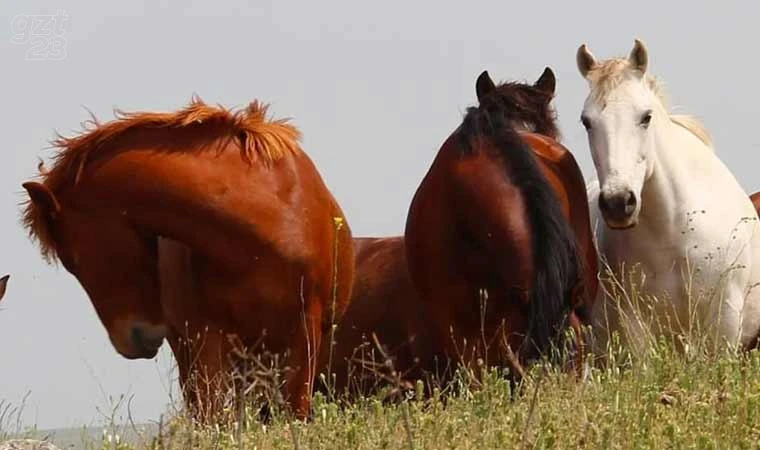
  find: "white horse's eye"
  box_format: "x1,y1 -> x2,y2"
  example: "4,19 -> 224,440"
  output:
640,111 -> 653,128
581,116 -> 592,131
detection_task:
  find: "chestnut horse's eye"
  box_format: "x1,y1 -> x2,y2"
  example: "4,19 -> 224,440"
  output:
580,116 -> 591,131
640,110 -> 653,128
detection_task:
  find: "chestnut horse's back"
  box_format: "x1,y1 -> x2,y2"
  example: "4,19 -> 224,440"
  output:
318,236 -> 430,398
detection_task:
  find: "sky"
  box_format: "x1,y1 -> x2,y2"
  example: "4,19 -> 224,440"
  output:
1,0 -> 759,431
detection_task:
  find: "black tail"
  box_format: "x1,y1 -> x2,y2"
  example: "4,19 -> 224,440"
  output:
459,106 -> 582,362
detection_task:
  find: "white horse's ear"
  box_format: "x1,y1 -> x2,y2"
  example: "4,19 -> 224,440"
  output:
576,44 -> 597,79
628,38 -> 648,75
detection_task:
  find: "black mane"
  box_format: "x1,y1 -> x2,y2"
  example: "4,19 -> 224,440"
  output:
458,92 -> 582,362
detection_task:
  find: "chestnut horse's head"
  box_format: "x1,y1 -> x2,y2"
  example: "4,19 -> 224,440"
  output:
0,275 -> 8,302
22,181 -> 166,359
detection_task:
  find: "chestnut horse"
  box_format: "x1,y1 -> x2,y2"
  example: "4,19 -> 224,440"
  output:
21,98 -> 354,420
315,236 -> 431,399
0,275 -> 8,302
405,68 -> 596,382
751,192 -> 760,215
159,235 -> 428,406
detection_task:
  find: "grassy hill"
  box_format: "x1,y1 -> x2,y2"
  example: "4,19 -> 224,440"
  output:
5,341 -> 760,449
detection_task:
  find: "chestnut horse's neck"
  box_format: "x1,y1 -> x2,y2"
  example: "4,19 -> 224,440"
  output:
71,141 -> 309,273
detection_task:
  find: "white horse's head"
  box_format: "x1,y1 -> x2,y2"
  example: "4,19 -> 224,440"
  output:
576,39 -> 663,229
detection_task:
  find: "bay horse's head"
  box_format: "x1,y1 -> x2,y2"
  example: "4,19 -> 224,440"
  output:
474,67 -> 559,141
0,275 -> 8,302
22,181 -> 166,359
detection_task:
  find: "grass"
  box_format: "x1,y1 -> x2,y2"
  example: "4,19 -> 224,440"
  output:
80,347 -> 760,448
6,245 -> 760,448
6,330 -> 760,448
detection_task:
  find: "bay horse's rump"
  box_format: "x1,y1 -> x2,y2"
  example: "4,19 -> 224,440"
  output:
405,69 -> 583,381
458,109 -> 581,359
520,132 -> 599,319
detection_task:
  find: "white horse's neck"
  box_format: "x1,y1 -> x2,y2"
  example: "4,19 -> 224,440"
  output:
637,109 -> 713,234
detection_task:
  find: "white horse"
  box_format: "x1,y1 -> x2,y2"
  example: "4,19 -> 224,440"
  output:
577,39 -> 760,354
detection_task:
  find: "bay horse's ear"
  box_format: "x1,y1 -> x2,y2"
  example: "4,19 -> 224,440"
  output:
476,70 -> 496,102
576,44 -> 597,79
23,182 -> 60,219
535,67 -> 556,96
628,38 -> 648,75
0,275 -> 8,302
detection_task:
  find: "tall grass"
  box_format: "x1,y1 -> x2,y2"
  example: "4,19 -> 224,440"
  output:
57,340 -> 759,449
6,253 -> 760,448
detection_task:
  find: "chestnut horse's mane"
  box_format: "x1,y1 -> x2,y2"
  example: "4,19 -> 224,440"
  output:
22,97 -> 302,263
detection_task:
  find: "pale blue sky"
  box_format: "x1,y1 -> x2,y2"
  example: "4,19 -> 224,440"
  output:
1,0 -> 758,430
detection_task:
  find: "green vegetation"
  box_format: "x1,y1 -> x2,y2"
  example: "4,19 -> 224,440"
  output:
5,337 -> 760,449
6,268 -> 760,449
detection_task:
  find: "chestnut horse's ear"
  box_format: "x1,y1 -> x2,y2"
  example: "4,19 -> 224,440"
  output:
23,182 -> 60,219
475,70 -> 496,102
0,275 -> 8,302
576,44 -> 598,79
628,38 -> 648,75
535,67 -> 556,96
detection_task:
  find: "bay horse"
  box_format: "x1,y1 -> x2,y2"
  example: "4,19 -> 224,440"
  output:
0,275 -> 8,302
404,68 -> 594,383
578,39 -> 760,354
21,98 -> 355,420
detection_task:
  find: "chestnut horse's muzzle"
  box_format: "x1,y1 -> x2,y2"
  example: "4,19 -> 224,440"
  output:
128,323 -> 167,359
